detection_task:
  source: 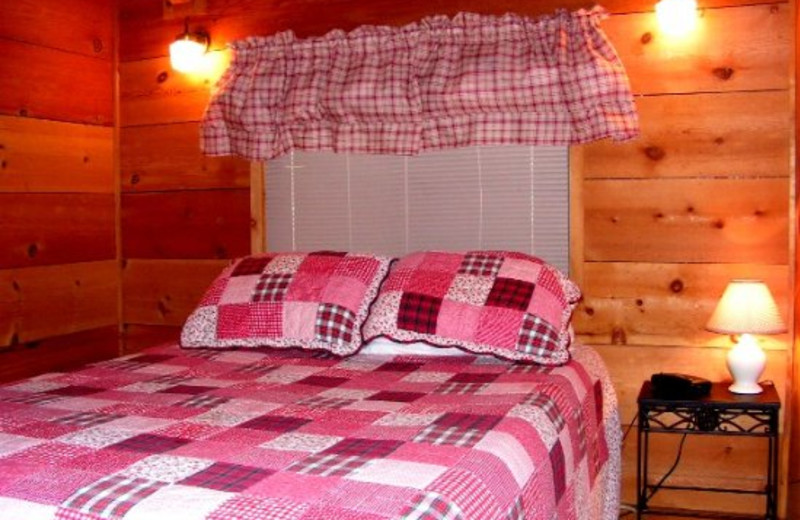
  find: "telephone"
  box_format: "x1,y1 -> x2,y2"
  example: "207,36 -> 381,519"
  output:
650,372 -> 711,399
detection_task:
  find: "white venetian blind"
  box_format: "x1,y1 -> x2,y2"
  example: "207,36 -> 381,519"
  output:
265,146 -> 570,273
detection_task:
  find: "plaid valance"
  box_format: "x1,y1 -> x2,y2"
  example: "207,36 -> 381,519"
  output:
201,7 -> 639,160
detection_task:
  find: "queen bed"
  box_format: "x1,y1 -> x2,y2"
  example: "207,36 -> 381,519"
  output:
0,250 -> 620,520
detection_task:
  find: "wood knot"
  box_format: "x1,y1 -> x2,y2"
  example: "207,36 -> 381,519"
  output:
653,212 -> 664,220
670,279 -> 684,293
1,160 -> 7,169
644,146 -> 665,161
157,71 -> 169,83
754,209 -> 765,217
713,137 -> 724,145
250,218 -> 258,229
83,156 -> 90,163
92,38 -> 104,53
27,243 -> 38,258
712,67 -> 734,81
584,307 -> 595,316
18,108 -> 28,117
686,205 -> 694,213
74,279 -> 82,287
611,327 -> 627,345
11,280 -> 21,292
640,32 -> 653,44
610,216 -> 619,224
157,300 -> 170,317
635,299 -> 644,307
130,173 -> 141,185
713,219 -> 725,229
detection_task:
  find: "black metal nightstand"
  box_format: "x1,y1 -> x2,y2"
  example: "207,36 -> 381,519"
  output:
636,381 -> 780,519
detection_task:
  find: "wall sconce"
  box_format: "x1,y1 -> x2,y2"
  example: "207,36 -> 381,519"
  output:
170,18 -> 209,73
706,280 -> 786,394
655,0 -> 698,37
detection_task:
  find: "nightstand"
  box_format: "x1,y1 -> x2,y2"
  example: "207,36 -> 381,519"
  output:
636,381 -> 780,519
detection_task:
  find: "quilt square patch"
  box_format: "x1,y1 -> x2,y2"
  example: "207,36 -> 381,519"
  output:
289,438 -> 403,477
458,253 -> 503,277
413,413 -> 502,448
366,391 -> 425,403
46,386 -> 103,397
239,415 -> 311,433
397,293 -> 442,334
180,462 -> 273,492
296,375 -> 349,388
485,277 -> 534,311
252,273 -> 293,302
62,474 -> 165,518
111,434 -> 190,454
314,303 -> 356,346
517,314 -> 560,356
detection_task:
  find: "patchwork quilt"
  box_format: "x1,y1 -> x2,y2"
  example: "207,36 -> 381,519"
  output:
0,343 -> 620,520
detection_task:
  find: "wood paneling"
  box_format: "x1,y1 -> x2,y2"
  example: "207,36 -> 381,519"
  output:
0,193 -> 116,268
575,262 -> 790,348
0,0 -> 113,59
583,91 -> 791,179
118,0 -> 784,62
0,115 -> 114,193
121,189 -> 251,259
0,39 -> 112,125
0,326 -> 119,384
584,178 -> 789,264
0,261 -> 118,347
121,123 -> 249,191
605,4 -> 790,95
122,259 -> 228,325
122,324 -> 181,354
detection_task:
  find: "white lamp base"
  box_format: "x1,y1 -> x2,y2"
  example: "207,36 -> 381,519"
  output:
726,333 -> 765,395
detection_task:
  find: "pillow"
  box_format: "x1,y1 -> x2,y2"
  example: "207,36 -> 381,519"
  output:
360,337 -> 466,356
362,251 -> 581,364
181,251 -> 393,356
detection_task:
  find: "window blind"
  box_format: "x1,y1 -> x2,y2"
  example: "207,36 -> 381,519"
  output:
265,146 -> 570,273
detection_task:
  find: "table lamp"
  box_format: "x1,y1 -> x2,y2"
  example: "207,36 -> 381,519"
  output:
705,280 -> 786,394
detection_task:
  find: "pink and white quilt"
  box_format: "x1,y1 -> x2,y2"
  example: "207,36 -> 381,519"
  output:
0,343 -> 620,520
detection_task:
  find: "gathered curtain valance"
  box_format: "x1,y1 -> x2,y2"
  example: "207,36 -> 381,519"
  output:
201,7 -> 639,160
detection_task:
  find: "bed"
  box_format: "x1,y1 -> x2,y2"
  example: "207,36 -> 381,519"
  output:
0,251 -> 621,519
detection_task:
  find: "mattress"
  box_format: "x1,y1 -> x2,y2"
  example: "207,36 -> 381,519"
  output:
0,343 -> 620,520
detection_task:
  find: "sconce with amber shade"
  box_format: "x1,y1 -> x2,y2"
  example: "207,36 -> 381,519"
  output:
705,280 -> 786,394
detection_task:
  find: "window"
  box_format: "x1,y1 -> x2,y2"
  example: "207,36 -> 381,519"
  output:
265,146 -> 569,273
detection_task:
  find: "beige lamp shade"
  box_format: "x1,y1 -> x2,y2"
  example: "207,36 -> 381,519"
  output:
706,279 -> 786,335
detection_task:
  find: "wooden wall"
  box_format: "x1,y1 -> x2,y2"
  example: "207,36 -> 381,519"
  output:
0,0 -> 118,382
118,0 -> 794,516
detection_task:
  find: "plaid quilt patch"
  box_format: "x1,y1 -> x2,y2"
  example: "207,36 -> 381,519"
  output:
364,251 -> 581,365
0,342 -> 617,520
63,474 -> 165,518
182,252 -> 392,355
398,292 -> 442,334
413,413 -> 502,447
180,462 -> 273,492
315,303 -> 356,346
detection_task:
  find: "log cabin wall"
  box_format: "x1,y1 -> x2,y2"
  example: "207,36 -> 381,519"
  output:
0,1 -> 119,382
118,0 -> 794,515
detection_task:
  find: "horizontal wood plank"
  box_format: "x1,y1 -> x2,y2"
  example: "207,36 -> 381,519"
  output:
583,91 -> 791,179
118,0 -> 787,62
0,39 -> 112,125
121,189 -> 251,259
121,123 -> 249,191
0,261 -> 118,347
0,115 -> 114,193
123,259 -> 229,326
0,0 -> 113,59
0,326 -> 119,384
584,178 -> 789,264
605,4 -> 790,95
0,193 -> 116,268
122,324 -> 181,354
575,262 -> 790,348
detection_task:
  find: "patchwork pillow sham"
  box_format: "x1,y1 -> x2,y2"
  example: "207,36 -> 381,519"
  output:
181,251 -> 393,355
362,251 -> 581,364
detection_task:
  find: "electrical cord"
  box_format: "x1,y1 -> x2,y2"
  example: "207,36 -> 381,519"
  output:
646,432 -> 688,501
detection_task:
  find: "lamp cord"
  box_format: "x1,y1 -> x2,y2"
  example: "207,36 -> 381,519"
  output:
646,432 -> 688,501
